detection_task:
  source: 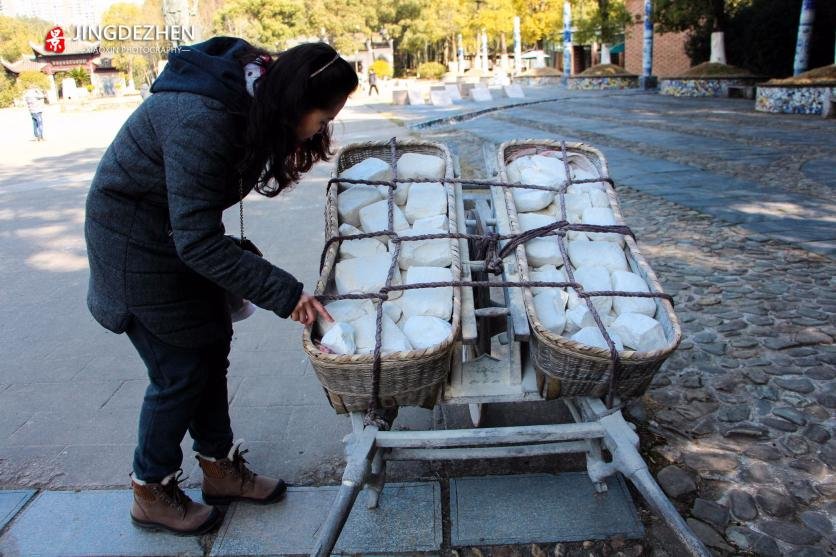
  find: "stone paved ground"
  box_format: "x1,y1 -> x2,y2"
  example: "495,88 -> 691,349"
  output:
414,90 -> 835,556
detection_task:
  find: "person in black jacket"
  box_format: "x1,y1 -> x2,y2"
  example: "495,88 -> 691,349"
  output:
84,37 -> 357,535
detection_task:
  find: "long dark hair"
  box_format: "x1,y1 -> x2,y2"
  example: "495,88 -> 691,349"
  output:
237,42 -> 358,197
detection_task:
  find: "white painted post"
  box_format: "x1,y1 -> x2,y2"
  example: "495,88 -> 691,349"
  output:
793,0 -> 816,75
482,30 -> 489,73
457,33 -> 465,74
601,43 -> 611,65
709,32 -> 727,64
513,16 -> 522,75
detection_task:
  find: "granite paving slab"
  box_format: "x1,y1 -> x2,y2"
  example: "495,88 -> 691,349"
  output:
0,490 -> 35,531
211,482 -> 441,556
449,473 -> 643,546
0,489 -> 206,557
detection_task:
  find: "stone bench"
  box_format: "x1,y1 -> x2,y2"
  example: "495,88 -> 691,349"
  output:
822,89 -> 835,119
726,85 -> 755,100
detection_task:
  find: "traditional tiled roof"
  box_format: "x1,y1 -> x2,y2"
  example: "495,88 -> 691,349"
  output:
29,40 -> 100,57
1,57 -> 47,74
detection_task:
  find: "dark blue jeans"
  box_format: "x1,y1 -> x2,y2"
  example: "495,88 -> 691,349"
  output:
127,319 -> 234,482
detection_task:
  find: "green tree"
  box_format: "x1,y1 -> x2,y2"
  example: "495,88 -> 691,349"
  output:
573,0 -> 631,46
513,0 -> 564,47
101,2 -> 156,87
0,15 -> 50,62
213,0 -> 306,50
653,0 -> 743,64
16,70 -> 50,90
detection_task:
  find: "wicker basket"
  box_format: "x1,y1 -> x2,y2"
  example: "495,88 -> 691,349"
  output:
498,140 -> 681,399
302,139 -> 462,413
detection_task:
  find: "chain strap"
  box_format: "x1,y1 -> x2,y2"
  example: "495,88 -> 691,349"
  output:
238,177 -> 245,241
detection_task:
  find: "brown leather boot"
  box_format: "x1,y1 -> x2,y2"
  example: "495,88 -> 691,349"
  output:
130,471 -> 221,535
197,441 -> 287,505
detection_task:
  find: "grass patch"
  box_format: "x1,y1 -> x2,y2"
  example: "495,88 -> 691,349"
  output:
577,64 -> 636,77
680,62 -> 754,78
766,65 -> 836,86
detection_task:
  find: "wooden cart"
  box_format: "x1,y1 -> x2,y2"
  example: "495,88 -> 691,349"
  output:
309,144 -> 710,557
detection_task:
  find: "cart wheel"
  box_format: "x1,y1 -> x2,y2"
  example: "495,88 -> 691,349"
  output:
469,403 -> 483,427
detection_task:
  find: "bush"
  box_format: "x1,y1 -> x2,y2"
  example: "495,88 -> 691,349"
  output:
16,70 -> 50,91
416,61 -> 446,80
0,73 -> 17,108
371,59 -> 393,78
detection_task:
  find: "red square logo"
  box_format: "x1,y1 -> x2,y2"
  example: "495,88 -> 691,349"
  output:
44,26 -> 65,53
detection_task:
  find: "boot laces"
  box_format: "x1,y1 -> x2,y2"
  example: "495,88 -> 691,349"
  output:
159,469 -> 191,516
229,447 -> 256,489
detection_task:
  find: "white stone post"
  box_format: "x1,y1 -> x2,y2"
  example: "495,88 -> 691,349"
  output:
513,16 -> 522,75
562,1 -> 572,84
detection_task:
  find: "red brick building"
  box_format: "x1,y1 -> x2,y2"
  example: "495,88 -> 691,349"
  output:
624,0 -> 691,77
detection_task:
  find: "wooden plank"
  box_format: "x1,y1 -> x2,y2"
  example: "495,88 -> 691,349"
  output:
374,422 -> 606,448
489,185 -> 530,342
386,441 -> 591,461
455,181 -> 478,345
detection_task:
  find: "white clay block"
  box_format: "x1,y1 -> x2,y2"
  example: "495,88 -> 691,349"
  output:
611,270 -> 656,317
589,189 -> 610,208
582,207 -> 623,245
340,222 -> 385,246
533,290 -> 568,334
567,287 -> 584,309
399,266 -> 453,320
532,203 -> 559,219
339,157 -> 391,186
518,165 -> 560,188
568,155 -> 606,190
513,189 -> 554,213
339,237 -> 387,259
320,322 -> 356,355
398,222 -> 452,269
568,238 -> 628,272
413,214 -> 449,230
507,157 -> 534,183
353,313 -> 413,354
573,265 -> 613,315
335,254 -> 402,298
359,200 -> 410,234
526,238 -> 563,267
338,185 -> 384,227
564,305 -> 597,334
561,192 -> 592,221
382,300 -> 402,323
405,182 -> 447,223
397,152 -> 445,180
530,154 -> 568,182
385,182 -> 410,205
611,313 -> 668,352
518,213 -> 553,232
571,326 -> 624,351
529,265 -> 567,295
317,299 -> 374,334
402,315 -> 453,349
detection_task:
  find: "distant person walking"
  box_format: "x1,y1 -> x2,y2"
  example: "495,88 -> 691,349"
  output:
24,87 -> 45,141
368,68 -> 379,95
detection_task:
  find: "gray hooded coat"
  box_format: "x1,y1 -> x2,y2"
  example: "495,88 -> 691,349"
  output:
85,37 -> 303,347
